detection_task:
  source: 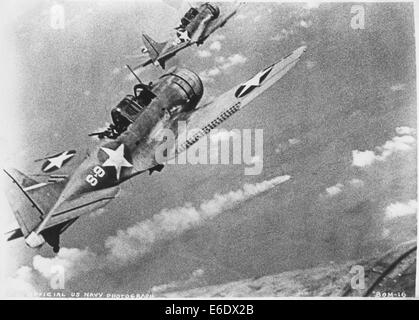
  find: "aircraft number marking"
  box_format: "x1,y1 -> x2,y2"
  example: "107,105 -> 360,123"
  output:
85,165 -> 106,186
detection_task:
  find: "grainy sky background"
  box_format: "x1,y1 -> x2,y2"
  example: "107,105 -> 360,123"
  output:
0,0 -> 417,296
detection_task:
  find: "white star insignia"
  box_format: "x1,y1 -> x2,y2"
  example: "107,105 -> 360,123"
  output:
101,144 -> 133,180
235,66 -> 274,98
177,30 -> 191,42
43,151 -> 75,172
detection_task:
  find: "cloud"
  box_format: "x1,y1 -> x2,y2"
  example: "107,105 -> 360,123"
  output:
253,15 -> 261,23
352,129 -> 416,167
199,53 -> 247,82
104,175 -> 291,264
211,34 -> 226,41
111,67 -> 120,75
3,175 -> 291,295
390,83 -> 406,91
306,60 -> 317,69
209,41 -> 222,51
151,268 -> 205,295
349,179 -> 364,188
385,200 -> 417,220
325,183 -> 344,196
300,20 -> 312,28
32,247 -> 100,281
321,178 -> 365,199
0,266 -> 38,297
396,126 -> 415,135
304,1 -> 321,9
218,54 -> 247,70
199,67 -> 221,82
197,50 -> 212,58
352,150 -> 376,167
271,29 -> 294,42
288,138 -> 301,145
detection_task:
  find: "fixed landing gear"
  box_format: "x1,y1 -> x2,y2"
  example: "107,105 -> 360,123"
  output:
53,245 -> 60,253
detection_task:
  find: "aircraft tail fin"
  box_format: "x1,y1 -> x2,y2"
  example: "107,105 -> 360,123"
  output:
2,168 -> 61,239
142,33 -> 168,62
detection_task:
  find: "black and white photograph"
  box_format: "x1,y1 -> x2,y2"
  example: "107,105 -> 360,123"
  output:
0,0 -> 417,301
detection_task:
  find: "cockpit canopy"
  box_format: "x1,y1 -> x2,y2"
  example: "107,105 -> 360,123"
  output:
180,7 -> 199,27
111,84 -> 156,134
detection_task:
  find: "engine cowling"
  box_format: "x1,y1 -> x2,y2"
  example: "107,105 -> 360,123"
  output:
157,67 -> 203,111
202,3 -> 220,19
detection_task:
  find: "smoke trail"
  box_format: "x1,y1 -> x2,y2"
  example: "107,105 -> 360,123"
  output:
105,175 -> 291,264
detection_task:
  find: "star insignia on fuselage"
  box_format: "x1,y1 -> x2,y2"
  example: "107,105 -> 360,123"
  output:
234,65 -> 274,98
176,30 -> 191,43
100,144 -> 133,180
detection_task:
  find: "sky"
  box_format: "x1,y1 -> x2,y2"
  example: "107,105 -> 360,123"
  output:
0,0 -> 417,297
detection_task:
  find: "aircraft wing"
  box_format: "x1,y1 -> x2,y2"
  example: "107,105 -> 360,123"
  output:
176,46 -> 307,153
127,46 -> 306,172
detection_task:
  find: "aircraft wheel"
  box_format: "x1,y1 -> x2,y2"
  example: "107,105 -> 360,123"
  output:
53,246 -> 60,253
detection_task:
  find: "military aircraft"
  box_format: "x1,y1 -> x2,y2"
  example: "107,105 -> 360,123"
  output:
3,46 -> 306,253
137,2 -> 240,69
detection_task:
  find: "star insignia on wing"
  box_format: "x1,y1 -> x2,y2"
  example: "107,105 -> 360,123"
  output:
234,65 -> 274,98
42,150 -> 76,173
100,144 -> 133,180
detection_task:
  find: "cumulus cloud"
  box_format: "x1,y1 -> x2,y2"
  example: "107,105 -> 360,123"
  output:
209,41 -> 222,51
349,178 -> 364,188
2,176 -> 291,296
104,175 -> 291,264
151,268 -> 205,294
352,150 -> 376,167
0,266 -> 38,297
300,19 -> 312,28
321,178 -> 366,199
385,200 -> 417,220
352,129 -> 416,167
288,138 -> 301,145
111,67 -> 121,75
306,60 -> 317,69
271,28 -> 294,42
304,1 -> 321,9
396,126 -> 415,135
197,50 -> 212,58
211,34 -> 226,41
218,54 -> 247,70
32,247 -> 100,281
325,183 -> 344,196
199,53 -> 247,82
390,83 -> 406,91
199,67 -> 221,82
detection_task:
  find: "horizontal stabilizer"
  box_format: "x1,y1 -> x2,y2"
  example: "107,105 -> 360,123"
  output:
6,228 -> 24,241
3,168 -> 63,237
